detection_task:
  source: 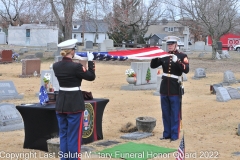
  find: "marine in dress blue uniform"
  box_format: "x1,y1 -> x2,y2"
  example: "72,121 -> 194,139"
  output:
150,36 -> 189,141
53,39 -> 95,160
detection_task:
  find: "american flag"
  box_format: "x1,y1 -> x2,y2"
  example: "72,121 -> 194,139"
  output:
76,47 -> 169,61
176,135 -> 185,160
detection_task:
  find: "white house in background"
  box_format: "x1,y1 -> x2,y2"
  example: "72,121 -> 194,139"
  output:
8,24 -> 58,46
72,20 -> 109,43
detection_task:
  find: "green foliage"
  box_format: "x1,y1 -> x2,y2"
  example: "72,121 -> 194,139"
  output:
146,68 -> 151,81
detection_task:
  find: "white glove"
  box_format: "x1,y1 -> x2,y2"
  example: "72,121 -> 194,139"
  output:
172,54 -> 177,63
87,51 -> 94,61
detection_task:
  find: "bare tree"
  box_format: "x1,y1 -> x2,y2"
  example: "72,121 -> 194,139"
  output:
0,0 -> 27,26
166,0 -> 240,59
98,0 -> 166,44
49,0 -> 77,40
20,0 -> 53,24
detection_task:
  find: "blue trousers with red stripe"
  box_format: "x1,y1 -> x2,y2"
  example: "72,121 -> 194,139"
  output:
56,112 -> 83,160
160,95 -> 180,140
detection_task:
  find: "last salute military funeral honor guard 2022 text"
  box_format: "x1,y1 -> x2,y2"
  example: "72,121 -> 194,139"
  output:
53,39 -> 96,160
150,36 -> 189,142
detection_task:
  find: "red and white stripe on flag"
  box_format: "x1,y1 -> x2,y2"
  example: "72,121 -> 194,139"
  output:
108,47 -> 169,60
176,135 -> 185,160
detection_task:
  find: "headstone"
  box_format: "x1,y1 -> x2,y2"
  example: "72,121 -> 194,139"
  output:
223,70 -> 236,84
153,74 -> 162,96
41,70 -> 59,91
238,124 -> 240,136
19,59 -> 41,77
35,52 -> 43,58
104,39 -> 114,50
210,83 -> 223,94
216,52 -> 221,59
55,56 -> 63,62
222,50 -> 230,58
23,55 -> 37,59
120,131 -> 153,140
204,45 -> 212,52
194,41 -> 205,51
0,50 -> 12,63
182,73 -> 188,81
0,103 -> 24,131
0,80 -> 24,100
198,53 -> 205,58
226,87 -> 240,99
193,68 -> 206,79
131,62 -> 157,85
96,140 -> 120,146
217,41 -> 222,54
85,41 -> 93,49
216,87 -> 231,102
19,48 -> 28,54
47,43 -> 58,51
98,43 -> 107,52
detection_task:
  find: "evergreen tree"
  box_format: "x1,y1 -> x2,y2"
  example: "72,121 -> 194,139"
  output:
146,68 -> 151,82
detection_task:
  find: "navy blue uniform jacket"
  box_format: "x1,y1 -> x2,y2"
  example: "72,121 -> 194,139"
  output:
150,50 -> 189,95
53,57 -> 95,113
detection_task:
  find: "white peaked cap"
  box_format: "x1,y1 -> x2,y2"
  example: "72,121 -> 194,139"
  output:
164,36 -> 180,44
58,39 -> 78,49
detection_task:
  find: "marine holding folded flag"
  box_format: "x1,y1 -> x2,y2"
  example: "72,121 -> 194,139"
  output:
53,39 -> 95,160
150,36 -> 189,141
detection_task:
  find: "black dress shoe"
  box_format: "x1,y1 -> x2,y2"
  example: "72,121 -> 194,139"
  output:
170,138 -> 178,142
160,137 -> 170,140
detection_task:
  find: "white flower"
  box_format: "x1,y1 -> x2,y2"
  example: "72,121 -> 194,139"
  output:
43,73 -> 51,83
125,69 -> 135,77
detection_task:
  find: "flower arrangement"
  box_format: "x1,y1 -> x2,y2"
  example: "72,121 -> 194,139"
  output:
125,69 -> 136,77
43,73 -> 51,84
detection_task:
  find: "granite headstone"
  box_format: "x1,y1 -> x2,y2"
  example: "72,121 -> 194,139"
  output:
85,41 -> 93,49
226,87 -> 240,99
216,87 -> 231,102
0,80 -> 24,100
153,74 -> 162,96
193,68 -> 206,79
210,83 -> 223,94
0,103 -> 24,131
41,70 -> 59,91
223,70 -> 236,84
20,59 -> 41,77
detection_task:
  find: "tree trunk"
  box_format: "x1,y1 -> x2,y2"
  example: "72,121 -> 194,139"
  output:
211,39 -> 217,59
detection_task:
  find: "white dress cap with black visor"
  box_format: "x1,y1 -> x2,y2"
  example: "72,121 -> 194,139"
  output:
164,36 -> 180,45
58,39 -> 78,50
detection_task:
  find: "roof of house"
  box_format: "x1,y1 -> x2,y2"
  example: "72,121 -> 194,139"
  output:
8,24 -> 58,29
145,21 -> 185,38
72,20 -> 108,33
152,34 -> 167,39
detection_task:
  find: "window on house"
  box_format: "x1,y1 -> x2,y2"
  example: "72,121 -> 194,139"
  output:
74,34 -> 76,38
168,27 -> 174,32
96,34 -> 99,39
174,27 -> 179,31
26,29 -> 30,37
73,25 -> 77,29
81,33 -> 83,38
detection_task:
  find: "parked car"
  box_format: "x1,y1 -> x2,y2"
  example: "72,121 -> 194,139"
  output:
233,45 -> 240,52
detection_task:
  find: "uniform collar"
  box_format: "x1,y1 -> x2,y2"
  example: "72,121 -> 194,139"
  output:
62,57 -> 73,62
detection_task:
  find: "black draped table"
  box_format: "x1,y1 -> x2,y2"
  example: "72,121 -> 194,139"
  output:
16,98 -> 109,152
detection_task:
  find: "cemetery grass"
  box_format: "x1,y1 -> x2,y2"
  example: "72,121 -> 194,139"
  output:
0,50 -> 240,160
